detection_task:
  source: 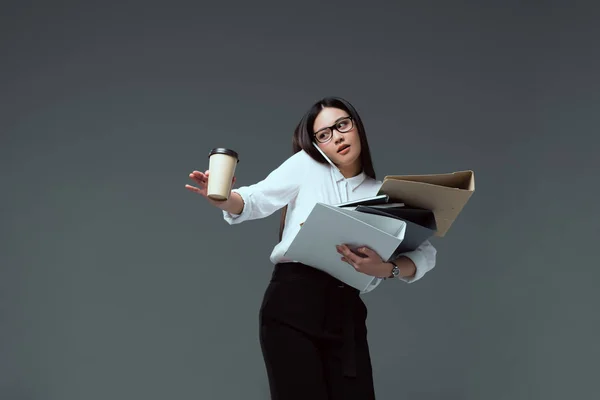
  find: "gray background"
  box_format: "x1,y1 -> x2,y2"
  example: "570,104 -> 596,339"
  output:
1,1 -> 598,399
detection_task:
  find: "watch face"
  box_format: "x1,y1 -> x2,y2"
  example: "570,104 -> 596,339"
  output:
392,266 -> 400,276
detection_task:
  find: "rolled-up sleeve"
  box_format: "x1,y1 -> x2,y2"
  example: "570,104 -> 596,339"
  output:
223,150 -> 309,224
397,239 -> 437,283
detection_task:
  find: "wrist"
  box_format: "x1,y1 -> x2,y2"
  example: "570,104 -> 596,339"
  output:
213,195 -> 232,210
381,261 -> 399,279
394,256 -> 417,278
215,191 -> 244,214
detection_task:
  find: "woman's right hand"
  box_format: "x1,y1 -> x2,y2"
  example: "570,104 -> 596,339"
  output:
185,170 -> 237,208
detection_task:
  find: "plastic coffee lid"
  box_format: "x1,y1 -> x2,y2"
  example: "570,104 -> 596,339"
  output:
208,148 -> 239,161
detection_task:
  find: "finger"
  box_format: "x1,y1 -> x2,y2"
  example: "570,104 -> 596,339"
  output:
189,172 -> 207,185
356,246 -> 375,257
184,184 -> 203,194
191,170 -> 206,179
341,256 -> 361,271
337,245 -> 361,265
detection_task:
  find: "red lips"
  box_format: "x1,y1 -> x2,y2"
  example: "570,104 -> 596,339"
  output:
337,144 -> 350,153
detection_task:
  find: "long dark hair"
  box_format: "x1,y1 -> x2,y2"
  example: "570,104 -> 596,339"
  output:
278,96 -> 377,241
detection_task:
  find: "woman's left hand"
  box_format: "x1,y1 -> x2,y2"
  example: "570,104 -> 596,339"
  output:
336,244 -> 391,278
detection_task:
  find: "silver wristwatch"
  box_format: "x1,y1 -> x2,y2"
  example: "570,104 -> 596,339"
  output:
387,261 -> 400,279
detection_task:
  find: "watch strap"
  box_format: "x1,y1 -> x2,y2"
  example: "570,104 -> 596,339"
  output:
385,260 -> 400,279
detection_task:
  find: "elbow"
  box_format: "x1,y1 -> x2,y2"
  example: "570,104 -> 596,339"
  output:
398,242 -> 437,283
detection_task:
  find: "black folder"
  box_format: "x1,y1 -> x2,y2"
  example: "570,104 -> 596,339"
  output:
335,194 -> 390,208
354,204 -> 436,259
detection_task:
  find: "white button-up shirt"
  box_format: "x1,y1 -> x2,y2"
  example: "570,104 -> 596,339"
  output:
223,149 -> 437,293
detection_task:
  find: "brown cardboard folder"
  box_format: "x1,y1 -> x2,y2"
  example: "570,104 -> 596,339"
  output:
377,170 -> 475,237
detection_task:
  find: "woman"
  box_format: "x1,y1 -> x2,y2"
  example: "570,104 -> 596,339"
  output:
185,97 -> 437,399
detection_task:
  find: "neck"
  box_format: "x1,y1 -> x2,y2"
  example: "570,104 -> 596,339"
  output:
338,161 -> 363,178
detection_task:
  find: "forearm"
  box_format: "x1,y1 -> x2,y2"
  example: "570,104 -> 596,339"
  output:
216,191 -> 244,215
393,241 -> 437,283
375,256 -> 416,279
390,256 -> 417,278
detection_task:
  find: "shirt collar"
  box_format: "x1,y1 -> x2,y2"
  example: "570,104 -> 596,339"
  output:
332,167 -> 367,191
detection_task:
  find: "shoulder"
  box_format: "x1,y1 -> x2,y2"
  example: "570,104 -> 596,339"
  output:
266,150 -> 322,186
279,149 -> 324,172
277,149 -> 309,165
289,149 -> 313,163
294,149 -> 321,166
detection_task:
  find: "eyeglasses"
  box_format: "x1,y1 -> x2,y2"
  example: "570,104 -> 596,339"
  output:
313,116 -> 354,143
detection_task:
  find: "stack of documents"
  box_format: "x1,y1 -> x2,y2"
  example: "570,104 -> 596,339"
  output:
284,170 -> 476,291
284,196 -> 437,291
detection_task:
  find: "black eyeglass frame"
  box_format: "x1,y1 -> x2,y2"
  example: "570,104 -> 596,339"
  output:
313,116 -> 354,143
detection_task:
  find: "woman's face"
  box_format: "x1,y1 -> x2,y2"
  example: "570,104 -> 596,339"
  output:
313,107 -> 362,172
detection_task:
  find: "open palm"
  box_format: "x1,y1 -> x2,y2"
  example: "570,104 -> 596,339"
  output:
185,170 -> 236,206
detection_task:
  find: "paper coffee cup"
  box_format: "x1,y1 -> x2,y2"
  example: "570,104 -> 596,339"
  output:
207,148 -> 239,201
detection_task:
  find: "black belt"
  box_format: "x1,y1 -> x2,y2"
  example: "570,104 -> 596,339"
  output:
272,262 -> 359,378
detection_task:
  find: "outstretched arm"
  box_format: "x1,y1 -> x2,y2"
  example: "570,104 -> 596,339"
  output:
222,150 -> 310,224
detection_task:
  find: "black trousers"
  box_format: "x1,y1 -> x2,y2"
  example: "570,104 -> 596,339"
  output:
259,262 -> 376,400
